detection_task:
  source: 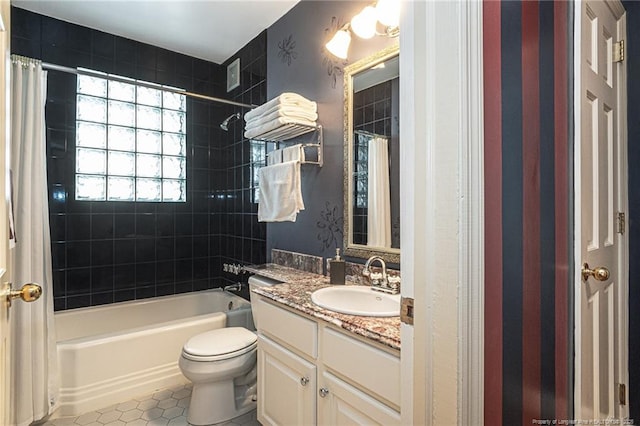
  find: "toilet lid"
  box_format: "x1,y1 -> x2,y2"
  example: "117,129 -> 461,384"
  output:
183,327 -> 257,360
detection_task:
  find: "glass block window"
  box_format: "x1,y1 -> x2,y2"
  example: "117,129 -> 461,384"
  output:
250,141 -> 265,204
75,71 -> 187,202
353,134 -> 369,209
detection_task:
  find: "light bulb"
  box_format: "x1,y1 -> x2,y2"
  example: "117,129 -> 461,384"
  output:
375,0 -> 400,28
351,6 -> 377,39
325,27 -> 351,60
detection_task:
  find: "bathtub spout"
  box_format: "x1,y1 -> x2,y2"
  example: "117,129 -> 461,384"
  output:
223,283 -> 243,292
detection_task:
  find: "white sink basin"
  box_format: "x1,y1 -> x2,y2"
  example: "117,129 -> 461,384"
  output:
311,286 -> 400,317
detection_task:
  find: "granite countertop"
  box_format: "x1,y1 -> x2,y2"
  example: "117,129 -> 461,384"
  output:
245,263 -> 401,351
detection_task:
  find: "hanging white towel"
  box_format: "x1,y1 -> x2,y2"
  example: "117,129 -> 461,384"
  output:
267,148 -> 283,166
282,144 -> 305,163
258,161 -> 304,222
245,92 -> 317,122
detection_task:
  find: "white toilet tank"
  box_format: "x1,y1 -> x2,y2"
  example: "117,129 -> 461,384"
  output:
248,275 -> 283,330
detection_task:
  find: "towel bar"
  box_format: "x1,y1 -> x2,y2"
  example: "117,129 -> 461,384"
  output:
255,124 -> 323,167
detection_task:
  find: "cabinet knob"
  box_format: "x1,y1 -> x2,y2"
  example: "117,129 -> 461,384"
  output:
300,377 -> 309,386
319,388 -> 329,398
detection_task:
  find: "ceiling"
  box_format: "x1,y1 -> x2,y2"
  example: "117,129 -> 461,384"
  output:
12,0 -> 300,64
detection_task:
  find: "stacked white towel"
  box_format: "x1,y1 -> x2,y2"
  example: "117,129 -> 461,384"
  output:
244,93 -> 317,139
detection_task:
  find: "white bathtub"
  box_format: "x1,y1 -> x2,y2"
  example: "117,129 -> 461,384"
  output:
54,289 -> 253,416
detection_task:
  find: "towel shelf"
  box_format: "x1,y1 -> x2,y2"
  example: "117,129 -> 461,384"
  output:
251,122 -> 318,141
252,123 -> 323,167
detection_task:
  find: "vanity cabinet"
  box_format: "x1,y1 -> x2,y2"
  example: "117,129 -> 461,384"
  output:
318,371 -> 401,425
253,294 -> 401,426
258,335 -> 316,426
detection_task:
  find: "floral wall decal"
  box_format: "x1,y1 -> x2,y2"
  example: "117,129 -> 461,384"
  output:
277,34 -> 298,66
322,16 -> 348,89
316,201 -> 343,252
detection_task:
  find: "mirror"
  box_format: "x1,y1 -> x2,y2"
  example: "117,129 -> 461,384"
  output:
343,45 -> 400,263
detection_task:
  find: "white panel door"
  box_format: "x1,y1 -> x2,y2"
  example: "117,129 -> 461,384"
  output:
577,0 -> 628,420
0,1 -> 10,423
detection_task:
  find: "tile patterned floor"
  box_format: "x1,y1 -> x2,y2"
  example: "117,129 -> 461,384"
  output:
43,384 -> 260,426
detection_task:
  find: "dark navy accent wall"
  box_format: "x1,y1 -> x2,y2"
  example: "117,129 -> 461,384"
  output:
11,7 -> 267,310
539,0 -> 557,420
265,0 -> 397,264
623,1 -> 640,420
500,3 -> 524,424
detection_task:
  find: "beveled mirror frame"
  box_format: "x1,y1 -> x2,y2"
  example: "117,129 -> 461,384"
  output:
343,44 -> 400,263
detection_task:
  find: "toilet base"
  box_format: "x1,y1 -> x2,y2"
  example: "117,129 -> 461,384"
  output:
187,379 -> 256,425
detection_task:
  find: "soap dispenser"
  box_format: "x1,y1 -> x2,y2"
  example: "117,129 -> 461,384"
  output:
328,248 -> 346,285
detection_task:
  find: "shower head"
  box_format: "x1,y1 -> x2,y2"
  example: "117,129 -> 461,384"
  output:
220,112 -> 241,131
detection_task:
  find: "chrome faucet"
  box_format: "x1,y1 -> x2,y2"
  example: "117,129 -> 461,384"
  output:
363,256 -> 400,294
223,283 -> 243,292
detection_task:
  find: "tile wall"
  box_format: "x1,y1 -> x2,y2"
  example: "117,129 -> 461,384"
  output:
11,7 -> 267,310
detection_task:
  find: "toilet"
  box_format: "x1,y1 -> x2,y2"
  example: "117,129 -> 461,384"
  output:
178,275 -> 281,425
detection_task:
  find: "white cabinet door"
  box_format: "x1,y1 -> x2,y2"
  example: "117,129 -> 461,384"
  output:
318,371 -> 401,426
257,335 -> 316,426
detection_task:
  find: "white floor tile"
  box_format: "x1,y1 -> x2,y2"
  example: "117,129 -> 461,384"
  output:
171,389 -> 190,400
75,411 -> 101,425
157,398 -> 177,410
152,390 -> 173,401
161,406 -> 184,420
147,419 -> 170,426
118,409 -> 142,422
116,400 -> 138,413
142,407 -> 164,421
167,417 -> 189,426
136,399 -> 158,411
97,410 -> 121,424
97,404 -> 119,414
44,385 -> 259,426
176,397 -> 190,409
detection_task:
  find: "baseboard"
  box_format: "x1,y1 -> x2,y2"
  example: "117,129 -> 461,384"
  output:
52,362 -> 188,417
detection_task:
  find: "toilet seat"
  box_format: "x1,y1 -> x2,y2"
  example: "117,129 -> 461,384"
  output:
182,327 -> 257,362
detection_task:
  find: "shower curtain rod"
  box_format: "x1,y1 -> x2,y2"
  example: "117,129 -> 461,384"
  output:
41,61 -> 258,110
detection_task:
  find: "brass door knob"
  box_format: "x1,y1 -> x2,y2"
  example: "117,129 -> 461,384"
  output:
7,283 -> 42,307
581,263 -> 610,282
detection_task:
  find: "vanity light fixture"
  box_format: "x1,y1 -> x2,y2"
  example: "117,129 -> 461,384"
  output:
350,6 -> 377,39
325,0 -> 400,59
325,24 -> 352,60
375,0 -> 400,29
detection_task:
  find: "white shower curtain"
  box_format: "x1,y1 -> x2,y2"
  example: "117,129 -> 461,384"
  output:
367,136 -> 391,247
9,56 -> 59,425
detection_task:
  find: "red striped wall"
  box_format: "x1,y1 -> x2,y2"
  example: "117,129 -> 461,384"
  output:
483,1 -> 572,424
483,0 -> 503,423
